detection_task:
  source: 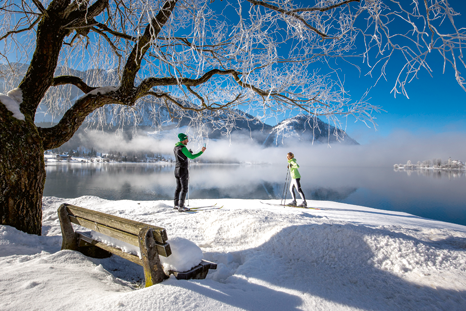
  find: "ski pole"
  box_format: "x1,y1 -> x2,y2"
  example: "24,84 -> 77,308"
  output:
281,168 -> 290,206
283,169 -> 290,206
281,169 -> 286,204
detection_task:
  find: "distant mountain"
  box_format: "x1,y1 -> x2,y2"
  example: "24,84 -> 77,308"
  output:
76,102 -> 357,146
263,115 -> 358,146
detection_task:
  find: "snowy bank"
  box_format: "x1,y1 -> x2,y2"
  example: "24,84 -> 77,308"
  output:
1,197 -> 466,310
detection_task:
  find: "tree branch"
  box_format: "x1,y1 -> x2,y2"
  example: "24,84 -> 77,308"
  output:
63,0 -> 84,19
145,91 -> 187,110
91,26 -> 123,59
94,21 -> 137,41
246,0 -> 360,39
186,85 -> 207,108
120,0 -> 178,94
63,0 -> 109,30
290,0 -> 360,13
138,66 -> 323,114
31,0 -> 48,17
144,90 -> 244,113
137,68 -> 236,95
0,17 -> 40,41
51,75 -> 97,93
39,90 -> 121,149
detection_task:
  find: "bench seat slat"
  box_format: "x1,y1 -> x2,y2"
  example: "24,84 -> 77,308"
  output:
78,234 -> 143,266
70,215 -> 139,246
70,215 -> 171,257
65,204 -> 168,244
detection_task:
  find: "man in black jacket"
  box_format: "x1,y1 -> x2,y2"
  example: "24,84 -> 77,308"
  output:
173,133 -> 206,211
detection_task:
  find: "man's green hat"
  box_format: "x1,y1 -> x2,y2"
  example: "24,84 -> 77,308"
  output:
178,133 -> 188,141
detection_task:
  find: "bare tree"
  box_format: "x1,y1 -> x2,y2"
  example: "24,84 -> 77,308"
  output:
0,0 -> 464,235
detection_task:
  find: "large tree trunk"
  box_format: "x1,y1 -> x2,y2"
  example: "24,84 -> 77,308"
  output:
0,0 -> 177,236
0,2 -> 68,235
0,106 -> 45,235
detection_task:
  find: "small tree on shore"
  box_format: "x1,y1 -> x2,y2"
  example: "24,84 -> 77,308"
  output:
1,0 -> 465,235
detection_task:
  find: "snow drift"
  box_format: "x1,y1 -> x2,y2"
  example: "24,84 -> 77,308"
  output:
1,196 -> 466,310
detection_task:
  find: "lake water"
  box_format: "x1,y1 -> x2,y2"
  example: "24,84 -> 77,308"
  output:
43,163 -> 466,227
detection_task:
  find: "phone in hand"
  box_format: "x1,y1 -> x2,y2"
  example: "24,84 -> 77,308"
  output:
203,143 -> 206,148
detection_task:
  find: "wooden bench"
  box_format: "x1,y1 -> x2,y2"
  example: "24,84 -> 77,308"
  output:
57,203 -> 216,287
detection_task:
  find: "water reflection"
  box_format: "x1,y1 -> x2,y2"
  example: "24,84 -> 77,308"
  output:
44,163 -> 466,226
45,164 -> 175,200
394,168 -> 466,179
310,187 -> 357,201
44,163 -> 357,201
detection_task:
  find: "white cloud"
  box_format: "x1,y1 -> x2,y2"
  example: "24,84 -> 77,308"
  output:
77,129 -> 466,167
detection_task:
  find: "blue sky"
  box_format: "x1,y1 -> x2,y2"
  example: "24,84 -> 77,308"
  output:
343,1 -> 466,145
344,55 -> 466,144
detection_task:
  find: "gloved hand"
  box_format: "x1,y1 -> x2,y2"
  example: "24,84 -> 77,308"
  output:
189,149 -> 193,153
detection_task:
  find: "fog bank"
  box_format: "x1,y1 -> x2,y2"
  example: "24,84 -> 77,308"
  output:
79,129 -> 466,167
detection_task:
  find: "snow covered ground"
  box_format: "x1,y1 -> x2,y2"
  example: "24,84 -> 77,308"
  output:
1,197 -> 466,310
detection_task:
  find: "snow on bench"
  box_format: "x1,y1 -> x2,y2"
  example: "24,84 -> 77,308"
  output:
57,203 -> 216,287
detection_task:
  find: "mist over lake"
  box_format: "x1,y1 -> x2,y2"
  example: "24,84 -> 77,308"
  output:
44,163 -> 466,226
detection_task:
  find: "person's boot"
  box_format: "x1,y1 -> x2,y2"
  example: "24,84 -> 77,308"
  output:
178,200 -> 190,212
286,200 -> 297,206
298,201 -> 307,208
174,199 -> 179,209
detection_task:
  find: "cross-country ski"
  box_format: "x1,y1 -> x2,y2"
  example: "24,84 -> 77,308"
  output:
260,201 -> 321,210
188,203 -> 219,209
174,205 -> 224,213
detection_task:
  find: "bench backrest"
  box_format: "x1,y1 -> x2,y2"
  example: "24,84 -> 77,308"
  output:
64,204 -> 171,256
58,203 -> 171,286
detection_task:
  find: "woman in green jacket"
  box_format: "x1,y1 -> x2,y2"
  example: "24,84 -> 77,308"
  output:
287,152 -> 307,207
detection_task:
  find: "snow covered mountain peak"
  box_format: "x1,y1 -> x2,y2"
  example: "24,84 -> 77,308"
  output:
264,114 -> 358,146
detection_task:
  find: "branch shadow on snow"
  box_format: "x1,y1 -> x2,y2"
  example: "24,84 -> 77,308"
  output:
191,223 -> 466,310
18,206 -> 464,311
94,221 -> 466,310
96,248 -> 305,309
6,218 -> 463,310
318,207 -> 428,220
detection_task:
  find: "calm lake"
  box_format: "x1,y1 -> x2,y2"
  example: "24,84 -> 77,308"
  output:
44,163 -> 466,227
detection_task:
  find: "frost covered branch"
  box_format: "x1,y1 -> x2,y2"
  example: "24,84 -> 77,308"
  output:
0,0 -> 464,137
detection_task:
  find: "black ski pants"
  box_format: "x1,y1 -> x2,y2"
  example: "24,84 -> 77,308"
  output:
290,178 -> 306,201
174,168 -> 189,207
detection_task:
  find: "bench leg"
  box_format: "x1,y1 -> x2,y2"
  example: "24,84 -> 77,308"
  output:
58,204 -> 78,251
138,227 -> 166,287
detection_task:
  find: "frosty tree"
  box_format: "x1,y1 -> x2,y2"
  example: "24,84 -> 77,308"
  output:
1,0 -> 465,235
